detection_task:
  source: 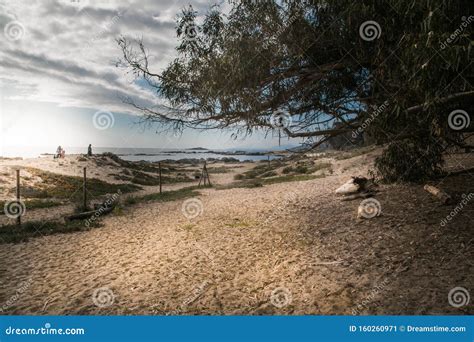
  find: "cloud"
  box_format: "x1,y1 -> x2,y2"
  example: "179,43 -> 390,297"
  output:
0,0 -> 219,115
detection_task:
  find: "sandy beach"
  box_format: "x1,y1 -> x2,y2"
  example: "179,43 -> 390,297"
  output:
0,149 -> 472,315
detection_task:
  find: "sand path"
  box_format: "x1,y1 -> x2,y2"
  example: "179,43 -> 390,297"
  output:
1,151 -> 472,315
0,173 -> 356,314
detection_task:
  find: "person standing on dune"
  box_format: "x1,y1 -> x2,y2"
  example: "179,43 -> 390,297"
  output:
54,145 -> 62,159
87,144 -> 93,157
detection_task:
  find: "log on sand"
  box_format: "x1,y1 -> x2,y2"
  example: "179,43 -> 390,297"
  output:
65,205 -> 115,221
424,185 -> 452,204
340,192 -> 376,201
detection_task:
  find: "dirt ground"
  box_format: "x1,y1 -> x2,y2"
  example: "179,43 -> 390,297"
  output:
0,151 -> 472,315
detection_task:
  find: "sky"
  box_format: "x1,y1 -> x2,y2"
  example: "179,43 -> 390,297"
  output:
0,0 -> 292,156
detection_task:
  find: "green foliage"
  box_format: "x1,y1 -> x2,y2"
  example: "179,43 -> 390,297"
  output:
0,220 -> 102,244
261,171 -> 278,178
234,161 -> 282,180
221,174 -> 324,190
0,199 -> 62,215
282,162 -> 331,175
125,186 -> 202,205
27,168 -> 141,200
102,152 -> 171,174
294,165 -> 308,174
262,174 -> 325,185
118,0 -> 472,182
333,146 -> 376,160
375,140 -> 444,183
128,170 -> 192,186
206,166 -> 229,173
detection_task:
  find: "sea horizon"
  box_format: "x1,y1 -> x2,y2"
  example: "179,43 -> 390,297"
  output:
0,145 -> 289,162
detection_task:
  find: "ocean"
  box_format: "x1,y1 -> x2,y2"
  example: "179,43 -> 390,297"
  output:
1,146 -> 283,162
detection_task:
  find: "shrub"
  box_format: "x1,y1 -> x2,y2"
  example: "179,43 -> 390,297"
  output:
375,140 -> 444,183
294,165 -> 308,174
261,171 -> 277,178
0,220 -> 103,244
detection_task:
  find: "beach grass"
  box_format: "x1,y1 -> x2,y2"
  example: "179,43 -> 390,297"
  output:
206,166 -> 230,173
332,146 -> 377,160
234,161 -> 286,180
123,185 -> 207,205
1,185 -> 209,243
219,174 -> 325,190
262,174 -> 325,185
26,168 -> 141,200
0,199 -> 63,215
115,169 -> 193,186
0,220 -> 103,244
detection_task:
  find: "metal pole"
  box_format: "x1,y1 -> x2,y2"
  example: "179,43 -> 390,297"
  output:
198,163 -> 204,187
16,169 -> 21,226
83,167 -> 87,211
205,162 -> 211,186
159,162 -> 162,194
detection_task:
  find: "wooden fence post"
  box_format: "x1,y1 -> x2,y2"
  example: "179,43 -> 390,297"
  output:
198,161 -> 211,187
16,169 -> 21,226
204,161 -> 211,186
198,163 -> 203,187
83,167 -> 87,211
159,162 -> 162,194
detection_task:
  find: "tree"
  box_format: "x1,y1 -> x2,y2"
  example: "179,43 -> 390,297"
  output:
118,0 -> 473,182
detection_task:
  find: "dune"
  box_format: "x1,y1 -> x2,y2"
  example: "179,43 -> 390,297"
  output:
0,149 -> 472,315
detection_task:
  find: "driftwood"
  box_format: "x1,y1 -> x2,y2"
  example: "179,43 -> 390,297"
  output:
336,177 -> 378,203
424,185 -> 452,205
446,167 -> 474,177
65,204 -> 115,221
340,191 -> 376,201
335,176 -> 377,195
